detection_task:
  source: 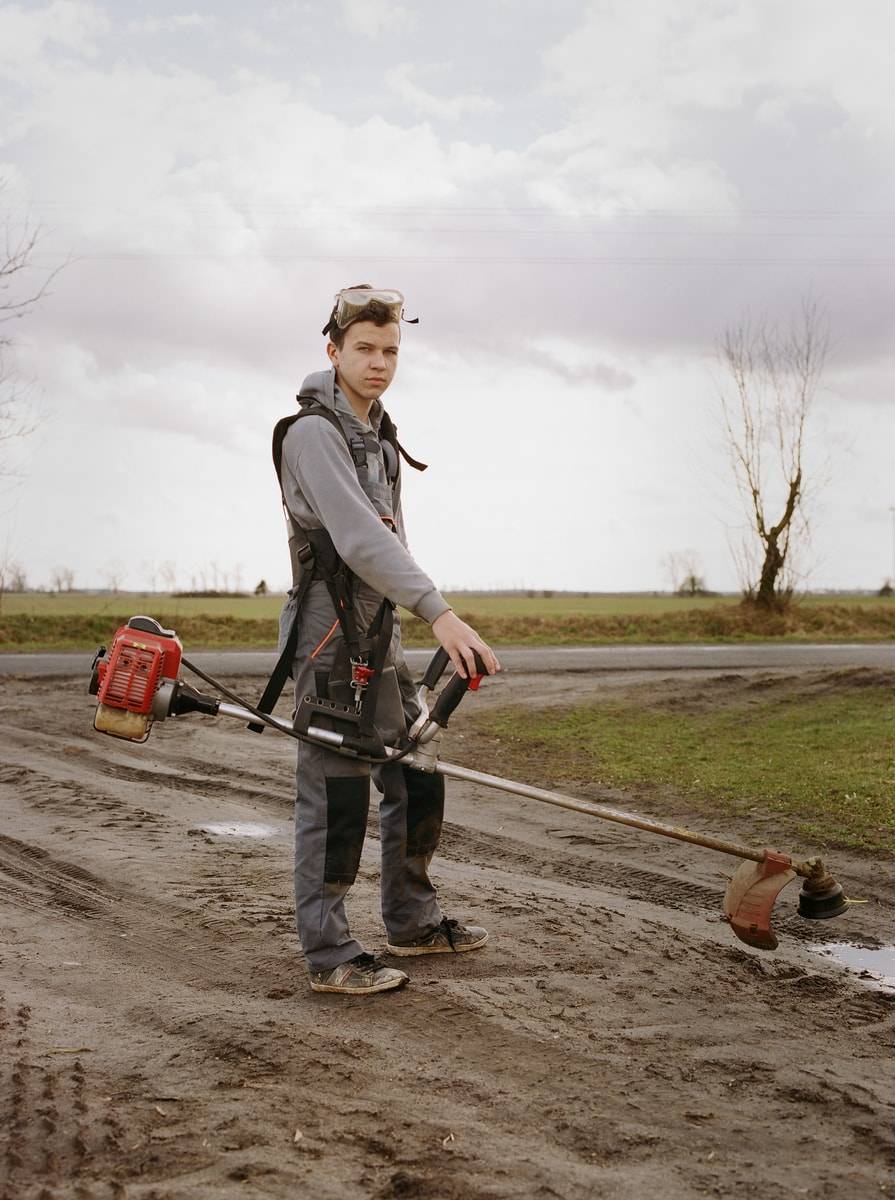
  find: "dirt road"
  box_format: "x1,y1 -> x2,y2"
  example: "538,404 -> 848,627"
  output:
1,670 -> 893,1199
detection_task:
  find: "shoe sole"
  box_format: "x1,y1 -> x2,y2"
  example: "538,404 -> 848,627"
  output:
385,932 -> 489,957
310,975 -> 408,995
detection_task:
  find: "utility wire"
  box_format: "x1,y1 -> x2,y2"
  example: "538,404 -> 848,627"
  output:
31,250 -> 895,266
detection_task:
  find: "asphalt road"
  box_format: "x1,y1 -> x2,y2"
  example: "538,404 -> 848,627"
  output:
3,643 -> 892,678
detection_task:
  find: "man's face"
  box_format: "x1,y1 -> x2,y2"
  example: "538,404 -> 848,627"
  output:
327,320 -> 400,404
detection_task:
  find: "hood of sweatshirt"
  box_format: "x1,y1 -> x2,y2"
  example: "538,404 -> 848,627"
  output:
298,368 -> 383,433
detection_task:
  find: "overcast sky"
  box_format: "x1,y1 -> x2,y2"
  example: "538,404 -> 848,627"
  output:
1,0 -> 893,594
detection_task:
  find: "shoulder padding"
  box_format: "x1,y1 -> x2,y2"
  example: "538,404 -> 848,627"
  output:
272,399 -> 346,486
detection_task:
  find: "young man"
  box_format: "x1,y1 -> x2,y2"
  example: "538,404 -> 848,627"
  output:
275,286 -> 499,995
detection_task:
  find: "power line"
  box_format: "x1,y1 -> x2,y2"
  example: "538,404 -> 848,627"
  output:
25,201 -> 895,219
27,222 -> 895,238
31,250 -> 895,265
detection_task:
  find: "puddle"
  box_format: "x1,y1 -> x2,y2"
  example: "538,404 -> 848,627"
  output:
809,942 -> 895,992
196,822 -> 279,839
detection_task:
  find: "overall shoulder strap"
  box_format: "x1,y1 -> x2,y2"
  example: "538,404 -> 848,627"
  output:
378,408 -> 428,473
253,398 -> 354,734
272,396 -> 349,486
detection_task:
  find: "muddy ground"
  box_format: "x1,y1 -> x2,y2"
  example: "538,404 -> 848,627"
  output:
1,666 -> 893,1200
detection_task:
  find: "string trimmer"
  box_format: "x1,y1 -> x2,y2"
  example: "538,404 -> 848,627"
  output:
89,616 -> 851,952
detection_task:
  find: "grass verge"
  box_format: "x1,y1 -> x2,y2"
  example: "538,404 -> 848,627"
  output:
2,602 -> 895,652
466,674 -> 895,853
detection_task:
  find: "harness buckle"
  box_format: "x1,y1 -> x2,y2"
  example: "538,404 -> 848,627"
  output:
350,658 -> 376,713
348,435 -> 367,469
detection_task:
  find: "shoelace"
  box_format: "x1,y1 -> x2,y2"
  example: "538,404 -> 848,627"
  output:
439,918 -> 460,950
349,952 -> 388,972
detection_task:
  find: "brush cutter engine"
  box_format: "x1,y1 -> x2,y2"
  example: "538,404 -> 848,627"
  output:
90,616 -> 220,742
88,615 -> 854,952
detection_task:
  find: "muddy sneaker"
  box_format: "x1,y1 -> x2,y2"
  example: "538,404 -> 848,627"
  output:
309,953 -> 409,995
386,918 -> 489,957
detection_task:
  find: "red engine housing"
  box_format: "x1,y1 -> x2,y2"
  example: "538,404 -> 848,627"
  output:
95,619 -> 182,715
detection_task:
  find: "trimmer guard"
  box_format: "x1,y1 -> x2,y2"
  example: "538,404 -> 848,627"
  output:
723,852 -> 797,951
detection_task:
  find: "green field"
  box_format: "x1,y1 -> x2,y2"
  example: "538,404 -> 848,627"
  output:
1,592 -> 289,620
468,679 -> 895,853
1,591 -> 894,652
2,590 -> 890,620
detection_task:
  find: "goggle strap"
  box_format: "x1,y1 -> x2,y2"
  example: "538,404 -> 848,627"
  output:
321,313 -> 419,336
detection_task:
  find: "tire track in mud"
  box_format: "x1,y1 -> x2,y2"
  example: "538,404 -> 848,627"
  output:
0,997 -> 125,1200
0,721 -> 276,804
0,835 -> 112,923
0,834 -> 271,995
1,727 -> 297,991
439,818 -> 726,909
435,819 -> 825,944
0,757 -> 170,844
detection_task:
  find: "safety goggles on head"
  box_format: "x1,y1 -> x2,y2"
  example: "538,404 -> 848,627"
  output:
322,287 -> 417,337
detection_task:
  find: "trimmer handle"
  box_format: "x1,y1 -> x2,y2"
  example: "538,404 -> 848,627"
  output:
419,646 -> 451,692
428,651 -> 487,729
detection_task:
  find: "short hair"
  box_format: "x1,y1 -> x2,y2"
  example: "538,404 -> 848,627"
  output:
325,283 -> 400,348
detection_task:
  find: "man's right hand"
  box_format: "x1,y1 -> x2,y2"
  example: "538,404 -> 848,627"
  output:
431,610 -> 501,680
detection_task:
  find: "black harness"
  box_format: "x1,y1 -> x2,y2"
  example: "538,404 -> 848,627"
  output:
248,395 -> 426,745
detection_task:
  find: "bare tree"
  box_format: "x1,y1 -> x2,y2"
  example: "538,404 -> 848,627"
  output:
101,560 -> 125,593
662,549 -> 706,595
159,560 -> 178,593
140,559 -> 158,593
0,556 -> 26,613
1,187 -> 58,469
50,565 -> 75,593
717,299 -> 829,610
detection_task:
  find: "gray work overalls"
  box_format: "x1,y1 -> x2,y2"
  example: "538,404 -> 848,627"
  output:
279,407 -> 446,972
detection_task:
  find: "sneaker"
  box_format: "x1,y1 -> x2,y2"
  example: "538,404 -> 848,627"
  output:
386,917 -> 489,957
309,952 -> 409,995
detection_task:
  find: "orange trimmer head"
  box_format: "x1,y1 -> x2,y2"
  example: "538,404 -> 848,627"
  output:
723,852 -> 797,950
724,851 -> 849,950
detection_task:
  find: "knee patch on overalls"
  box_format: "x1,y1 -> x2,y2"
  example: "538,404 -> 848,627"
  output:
324,776 -> 370,884
403,766 -> 445,857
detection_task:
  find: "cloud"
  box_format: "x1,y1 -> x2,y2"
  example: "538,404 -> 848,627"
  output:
525,0 -> 895,238
544,1 -> 895,126
385,63 -> 497,122
542,1 -> 895,167
235,28 -> 279,55
0,1 -> 108,65
534,343 -> 636,392
341,0 -> 414,39
127,13 -> 215,35
481,338 -> 636,392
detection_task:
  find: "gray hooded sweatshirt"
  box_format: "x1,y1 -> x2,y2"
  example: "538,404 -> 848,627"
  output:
279,369 -> 450,626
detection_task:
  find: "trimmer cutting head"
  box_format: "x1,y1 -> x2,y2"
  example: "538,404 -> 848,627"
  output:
724,852 -> 847,950
797,869 -> 849,921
